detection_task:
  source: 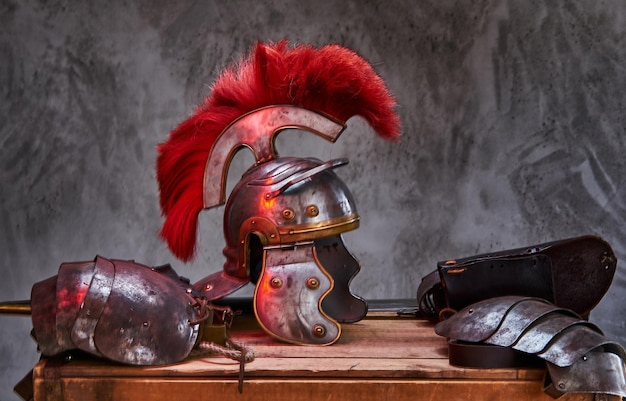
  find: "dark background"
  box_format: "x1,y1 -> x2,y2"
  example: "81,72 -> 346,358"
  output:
2,1 -> 625,399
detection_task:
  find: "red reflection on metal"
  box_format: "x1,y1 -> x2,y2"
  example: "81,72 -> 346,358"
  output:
56,285 -> 89,311
261,196 -> 275,211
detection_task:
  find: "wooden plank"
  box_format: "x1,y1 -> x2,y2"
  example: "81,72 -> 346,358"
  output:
33,377 -> 610,401
32,311 -> 620,401
220,317 -> 450,359
32,314 -> 546,381
40,356 -> 546,381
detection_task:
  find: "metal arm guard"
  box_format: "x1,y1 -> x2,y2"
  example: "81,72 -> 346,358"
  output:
30,256 -> 204,365
417,235 -> 616,320
435,296 -> 626,399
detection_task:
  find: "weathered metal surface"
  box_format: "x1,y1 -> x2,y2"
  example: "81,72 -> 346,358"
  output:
545,351 -> 626,398
92,259 -> 201,365
221,156 -> 360,279
537,324 -> 625,368
513,314 -> 600,354
254,243 -> 340,345
30,261 -> 96,356
70,257 -> 115,355
29,257 -> 204,365
193,270 -> 249,302
30,275 -> 62,355
202,105 -> 345,208
486,298 -> 575,347
434,295 -> 536,342
435,295 -> 626,398
197,153 -> 367,344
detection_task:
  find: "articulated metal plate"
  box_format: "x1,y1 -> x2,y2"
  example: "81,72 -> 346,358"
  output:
316,235 -> 367,323
435,295 -> 626,398
31,275 -> 63,356
485,298 -> 578,347
30,256 -> 203,365
31,260 -> 96,356
254,242 -> 340,345
434,296 -> 558,343
545,351 -> 626,398
513,314 -> 600,354
435,296 -> 613,365
70,256 -> 115,354
537,324 -> 626,368
93,259 -> 201,365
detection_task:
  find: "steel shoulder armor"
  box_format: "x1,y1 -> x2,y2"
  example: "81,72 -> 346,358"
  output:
434,296 -> 626,398
30,256 -> 204,365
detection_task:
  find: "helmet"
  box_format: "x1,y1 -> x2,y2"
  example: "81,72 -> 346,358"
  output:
157,41 -> 400,344
221,157 -> 358,280
222,156 -> 363,344
187,107 -> 372,345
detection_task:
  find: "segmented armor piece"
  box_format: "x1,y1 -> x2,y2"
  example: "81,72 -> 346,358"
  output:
31,256 -> 203,365
435,296 -> 626,398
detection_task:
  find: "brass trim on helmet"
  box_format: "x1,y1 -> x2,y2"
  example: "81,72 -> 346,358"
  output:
237,217 -> 280,278
277,214 -> 360,243
236,214 -> 360,278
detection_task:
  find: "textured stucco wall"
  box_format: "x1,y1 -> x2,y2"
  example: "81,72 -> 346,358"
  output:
1,1 -> 625,399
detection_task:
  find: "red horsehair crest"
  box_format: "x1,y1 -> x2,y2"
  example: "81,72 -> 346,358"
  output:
157,40 -> 400,262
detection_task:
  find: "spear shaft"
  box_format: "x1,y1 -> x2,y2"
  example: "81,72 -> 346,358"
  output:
0,300 -> 32,315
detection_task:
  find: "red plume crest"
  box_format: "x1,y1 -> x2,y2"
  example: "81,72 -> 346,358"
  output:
157,40 -> 400,262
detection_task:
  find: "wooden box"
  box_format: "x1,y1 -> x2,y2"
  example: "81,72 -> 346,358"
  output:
31,302 -> 616,401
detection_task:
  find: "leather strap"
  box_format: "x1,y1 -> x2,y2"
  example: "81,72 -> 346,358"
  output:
416,270 -> 442,318
447,340 -> 544,369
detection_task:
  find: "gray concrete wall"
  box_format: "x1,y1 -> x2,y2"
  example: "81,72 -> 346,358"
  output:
1,1 -> 625,399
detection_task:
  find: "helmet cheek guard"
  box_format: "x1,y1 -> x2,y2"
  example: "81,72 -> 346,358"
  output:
157,41 -> 400,344
255,243 -> 340,344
